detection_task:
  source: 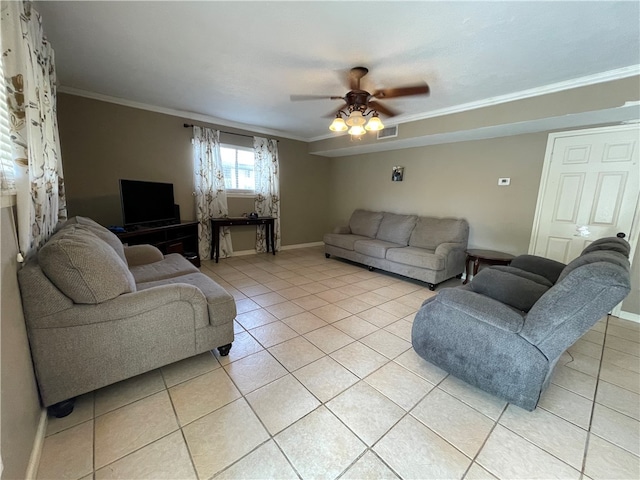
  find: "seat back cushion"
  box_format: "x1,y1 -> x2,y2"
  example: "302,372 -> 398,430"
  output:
349,210 -> 384,238
376,213 -> 417,245
581,237 -> 631,257
38,225 -> 136,304
409,217 -> 469,250
64,216 -> 128,264
471,267 -> 550,312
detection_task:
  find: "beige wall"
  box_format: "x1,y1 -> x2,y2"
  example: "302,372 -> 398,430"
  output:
328,132 -> 549,255
56,94 -> 332,251
1,206 -> 42,480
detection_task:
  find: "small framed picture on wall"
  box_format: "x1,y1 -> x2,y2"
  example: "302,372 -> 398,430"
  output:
392,166 -> 404,182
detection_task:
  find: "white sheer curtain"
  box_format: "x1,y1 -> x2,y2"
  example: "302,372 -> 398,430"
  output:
253,136 -> 280,252
1,0 -> 67,257
193,126 -> 232,260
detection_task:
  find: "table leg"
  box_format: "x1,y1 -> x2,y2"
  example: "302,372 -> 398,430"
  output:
214,224 -> 220,263
473,258 -> 480,277
270,220 -> 275,255
463,255 -> 472,285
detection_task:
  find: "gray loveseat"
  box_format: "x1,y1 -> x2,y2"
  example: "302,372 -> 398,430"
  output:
324,209 -> 469,290
18,216 -> 236,415
412,237 -> 631,410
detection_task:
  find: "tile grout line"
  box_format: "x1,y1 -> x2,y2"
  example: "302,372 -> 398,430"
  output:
578,314 -> 610,478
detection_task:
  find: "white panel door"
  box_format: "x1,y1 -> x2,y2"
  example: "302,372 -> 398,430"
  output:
531,125 -> 639,264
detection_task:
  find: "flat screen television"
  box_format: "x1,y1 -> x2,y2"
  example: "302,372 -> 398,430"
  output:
119,179 -> 177,227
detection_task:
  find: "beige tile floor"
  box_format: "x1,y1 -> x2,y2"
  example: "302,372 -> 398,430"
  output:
37,246 -> 640,480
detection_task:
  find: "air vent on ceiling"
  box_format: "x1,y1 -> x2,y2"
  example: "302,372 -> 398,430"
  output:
377,125 -> 398,140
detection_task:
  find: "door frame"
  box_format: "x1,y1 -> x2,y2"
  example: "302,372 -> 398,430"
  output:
529,124 -> 640,319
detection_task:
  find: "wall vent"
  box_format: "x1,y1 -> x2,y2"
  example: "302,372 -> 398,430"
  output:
377,125 -> 398,139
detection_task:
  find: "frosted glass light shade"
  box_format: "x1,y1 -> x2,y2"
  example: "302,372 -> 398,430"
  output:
348,125 -> 366,136
365,115 -> 384,131
329,117 -> 348,131
345,110 -> 366,126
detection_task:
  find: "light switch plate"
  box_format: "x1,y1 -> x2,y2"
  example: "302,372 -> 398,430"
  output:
498,178 -> 511,186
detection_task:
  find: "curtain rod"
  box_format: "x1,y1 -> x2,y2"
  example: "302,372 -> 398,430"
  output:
183,123 -> 278,142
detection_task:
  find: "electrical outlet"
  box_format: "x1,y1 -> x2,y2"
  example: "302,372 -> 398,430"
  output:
498,178 -> 511,186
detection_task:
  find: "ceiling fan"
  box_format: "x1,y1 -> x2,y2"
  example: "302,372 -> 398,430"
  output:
291,66 -> 430,135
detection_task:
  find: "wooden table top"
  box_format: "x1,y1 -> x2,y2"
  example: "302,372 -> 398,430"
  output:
465,249 -> 516,261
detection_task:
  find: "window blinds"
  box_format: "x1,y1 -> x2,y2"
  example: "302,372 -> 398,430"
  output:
0,56 -> 16,195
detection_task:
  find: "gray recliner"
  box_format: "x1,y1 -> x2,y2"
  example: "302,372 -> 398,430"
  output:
411,237 -> 631,411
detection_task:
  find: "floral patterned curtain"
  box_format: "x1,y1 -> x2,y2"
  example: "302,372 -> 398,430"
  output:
1,0 -> 67,257
253,136 -> 280,252
193,125 -> 232,260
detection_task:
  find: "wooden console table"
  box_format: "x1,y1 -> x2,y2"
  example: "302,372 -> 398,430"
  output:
116,221 -> 200,267
463,249 -> 515,285
211,217 -> 275,263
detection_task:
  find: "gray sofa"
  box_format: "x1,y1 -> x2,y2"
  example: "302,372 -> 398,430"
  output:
324,209 -> 469,290
18,216 -> 236,414
412,237 -> 631,411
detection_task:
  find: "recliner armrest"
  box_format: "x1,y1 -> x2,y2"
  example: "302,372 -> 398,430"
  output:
124,244 -> 164,266
435,288 -> 525,333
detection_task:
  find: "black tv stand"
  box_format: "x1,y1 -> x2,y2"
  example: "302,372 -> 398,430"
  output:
116,221 -> 200,267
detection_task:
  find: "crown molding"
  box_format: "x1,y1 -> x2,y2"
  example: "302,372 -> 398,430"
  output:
59,65 -> 639,145
56,86 -> 309,143
308,65 -> 640,142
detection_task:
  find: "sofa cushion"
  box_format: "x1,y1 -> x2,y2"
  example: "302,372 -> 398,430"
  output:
63,216 -> 127,264
376,213 -> 417,245
409,217 -> 468,250
129,253 -> 199,284
323,233 -> 370,251
471,267 -> 550,312
137,272 -> 236,328
354,239 -> 403,259
38,225 -> 136,304
349,209 -> 384,238
386,246 -> 445,270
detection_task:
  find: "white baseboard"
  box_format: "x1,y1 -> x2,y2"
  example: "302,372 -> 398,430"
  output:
617,311 -> 640,323
221,242 -> 325,258
281,241 -> 324,250
25,409 -> 47,479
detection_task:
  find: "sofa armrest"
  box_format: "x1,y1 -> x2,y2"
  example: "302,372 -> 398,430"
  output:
124,244 -> 164,266
510,254 -> 566,284
435,242 -> 465,257
435,242 -> 467,273
29,283 -> 208,329
333,226 -> 351,234
435,288 -> 525,333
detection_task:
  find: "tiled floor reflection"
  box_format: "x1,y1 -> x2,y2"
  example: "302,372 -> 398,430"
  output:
36,246 -> 640,479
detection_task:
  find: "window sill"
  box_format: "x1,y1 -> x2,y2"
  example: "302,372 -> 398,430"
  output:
1,194 -> 16,208
227,192 -> 256,199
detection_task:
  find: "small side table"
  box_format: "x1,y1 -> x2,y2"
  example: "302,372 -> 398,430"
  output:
463,249 -> 516,285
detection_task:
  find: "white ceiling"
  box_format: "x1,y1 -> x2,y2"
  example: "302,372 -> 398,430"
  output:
35,1 -> 640,141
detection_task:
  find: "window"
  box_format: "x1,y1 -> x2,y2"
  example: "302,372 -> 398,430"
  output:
220,144 -> 255,194
0,54 -> 16,196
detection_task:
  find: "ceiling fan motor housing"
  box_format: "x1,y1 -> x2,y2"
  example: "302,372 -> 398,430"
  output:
346,90 -> 370,112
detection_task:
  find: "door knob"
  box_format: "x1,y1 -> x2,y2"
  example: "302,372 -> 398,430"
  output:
617,232 -> 626,238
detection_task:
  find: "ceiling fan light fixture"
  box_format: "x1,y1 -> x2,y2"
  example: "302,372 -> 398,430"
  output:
345,110 -> 366,126
348,125 -> 366,136
329,116 -> 348,132
364,114 -> 384,131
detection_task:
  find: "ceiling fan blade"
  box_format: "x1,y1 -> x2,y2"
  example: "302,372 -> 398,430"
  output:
323,104 -> 348,118
290,94 -> 342,101
372,83 -> 430,99
368,100 -> 399,118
